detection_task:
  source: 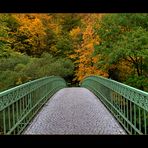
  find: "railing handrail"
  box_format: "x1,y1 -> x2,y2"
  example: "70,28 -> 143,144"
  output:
0,76 -> 62,96
81,75 -> 148,135
82,75 -> 148,95
0,76 -> 67,134
81,76 -> 148,112
0,76 -> 66,111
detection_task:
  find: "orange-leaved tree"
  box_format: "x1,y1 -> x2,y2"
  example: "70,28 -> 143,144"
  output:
12,14 -> 47,56
69,14 -> 108,82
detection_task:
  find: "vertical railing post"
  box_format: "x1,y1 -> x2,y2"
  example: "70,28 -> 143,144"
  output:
3,110 -> 6,134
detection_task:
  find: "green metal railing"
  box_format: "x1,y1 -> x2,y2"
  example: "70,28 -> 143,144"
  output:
0,76 -> 66,135
81,76 -> 148,135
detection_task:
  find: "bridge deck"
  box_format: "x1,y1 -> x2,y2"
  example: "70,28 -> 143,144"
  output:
24,88 -> 126,134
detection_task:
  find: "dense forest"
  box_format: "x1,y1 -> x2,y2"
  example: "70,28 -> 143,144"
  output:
0,13 -> 148,92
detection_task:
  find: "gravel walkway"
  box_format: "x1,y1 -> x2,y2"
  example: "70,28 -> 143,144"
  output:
24,88 -> 126,135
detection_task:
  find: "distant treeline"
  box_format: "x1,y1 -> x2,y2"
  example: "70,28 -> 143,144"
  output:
0,13 -> 148,91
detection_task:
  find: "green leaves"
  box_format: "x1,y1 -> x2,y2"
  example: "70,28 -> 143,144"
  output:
55,36 -> 73,56
61,14 -> 81,32
94,13 -> 148,91
0,52 -> 74,91
0,13 -> 147,91
125,75 -> 148,91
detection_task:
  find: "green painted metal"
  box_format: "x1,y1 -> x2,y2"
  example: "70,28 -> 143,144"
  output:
81,75 -> 148,135
0,76 -> 67,135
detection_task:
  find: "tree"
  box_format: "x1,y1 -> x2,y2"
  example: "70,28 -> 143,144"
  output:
94,13 -> 148,90
0,14 -> 18,58
12,14 -> 46,56
61,14 -> 81,32
69,14 -> 108,82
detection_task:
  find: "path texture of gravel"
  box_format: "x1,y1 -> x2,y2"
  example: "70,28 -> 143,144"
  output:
24,87 -> 126,135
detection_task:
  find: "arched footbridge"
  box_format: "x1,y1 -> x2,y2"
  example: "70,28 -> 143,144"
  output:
0,76 -> 148,135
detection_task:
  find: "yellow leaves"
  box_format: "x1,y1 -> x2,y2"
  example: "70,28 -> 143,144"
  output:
11,13 -> 107,82
75,49 -> 81,53
69,27 -> 81,39
69,54 -> 77,59
92,56 -> 98,63
48,23 -> 61,35
20,16 -> 45,37
85,42 -> 94,49
73,44 -> 108,81
96,70 -> 108,78
83,26 -> 93,40
36,14 -> 52,21
46,14 -> 63,36
79,63 -> 85,69
74,62 -> 108,82
14,14 -> 46,37
69,14 -> 104,82
12,14 -> 48,55
16,77 -> 22,85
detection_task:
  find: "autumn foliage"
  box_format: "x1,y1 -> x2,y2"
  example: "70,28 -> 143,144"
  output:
0,13 -> 147,91
69,14 -> 108,82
